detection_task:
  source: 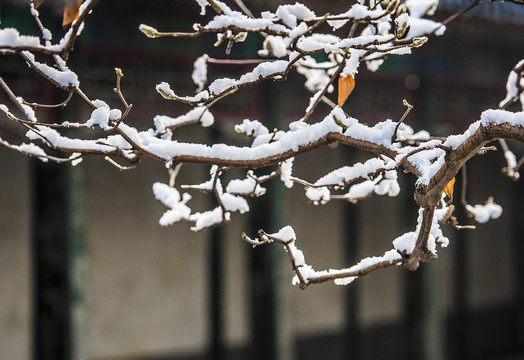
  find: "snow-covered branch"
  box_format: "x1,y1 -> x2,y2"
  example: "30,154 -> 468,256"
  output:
1,0 -> 524,287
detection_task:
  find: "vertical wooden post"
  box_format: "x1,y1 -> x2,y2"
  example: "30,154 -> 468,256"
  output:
207,126 -> 224,360
31,160 -> 72,360
208,226 -> 224,360
247,80 -> 291,360
512,178 -> 524,354
451,169 -> 469,360
343,151 -> 359,359
31,92 -> 87,360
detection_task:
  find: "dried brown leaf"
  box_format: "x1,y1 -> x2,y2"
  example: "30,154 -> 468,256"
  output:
444,177 -> 455,204
63,0 -> 83,28
338,74 -> 355,108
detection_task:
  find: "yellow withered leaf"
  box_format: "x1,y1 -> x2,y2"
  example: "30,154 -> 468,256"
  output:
63,0 -> 82,28
338,74 -> 355,108
33,0 -> 82,28
444,177 -> 456,204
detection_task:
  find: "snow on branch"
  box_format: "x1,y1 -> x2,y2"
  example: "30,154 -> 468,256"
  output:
1,0 -> 524,287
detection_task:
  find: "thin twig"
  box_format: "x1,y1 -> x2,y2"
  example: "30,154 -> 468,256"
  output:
107,68 -> 133,131
0,76 -> 27,115
169,163 -> 183,187
392,99 -> 413,143
22,91 -> 74,109
104,156 -> 138,171
234,0 -> 254,18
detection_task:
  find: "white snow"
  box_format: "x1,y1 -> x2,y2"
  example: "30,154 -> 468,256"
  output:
192,55 -> 208,92
0,28 -> 40,49
346,180 -> 375,200
405,17 -> 445,39
466,202 -> 503,224
154,107 -> 213,134
275,3 -> 316,28
305,186 -> 330,204
481,109 -> 524,127
16,97 -> 37,122
393,207 -> 449,255
313,157 -> 392,187
22,51 -> 79,88
206,60 -> 288,96
195,0 -> 209,15
443,121 -> 481,150
156,81 -> 210,103
504,150 -> 519,179
226,176 -> 266,196
204,15 -> 273,31
269,225 -> 296,243
221,193 -> 249,213
408,147 -> 446,185
153,182 -> 192,226
16,142 -> 48,162
190,207 -> 226,231
234,119 -> 269,138
259,35 -> 287,58
342,49 -> 366,77
280,158 -> 294,188
405,0 -> 438,18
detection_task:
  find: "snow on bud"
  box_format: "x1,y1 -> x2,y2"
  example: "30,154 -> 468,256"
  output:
275,3 -> 316,29
327,19 -> 349,30
71,153 -> 83,166
17,143 -> 48,162
306,186 -> 330,205
200,108 -> 214,127
226,176 -> 266,197
0,28 -> 40,48
412,36 -> 428,48
259,36 -> 287,58
86,100 -> 121,130
503,150 -> 519,179
153,182 -> 192,226
330,106 -> 352,130
87,106 -> 110,130
42,29 -> 52,42
16,97 -> 37,122
221,193 -> 249,214
395,13 -> 410,39
280,158 -> 294,188
234,119 -> 269,138
192,54 -> 208,92
271,225 -> 296,243
346,180 -> 375,201
153,182 -> 182,207
405,0 -> 438,18
190,207 -> 225,231
375,170 -> 401,197
195,0 -> 209,15
466,201 -> 503,224
499,59 -> 524,109
139,24 -> 159,38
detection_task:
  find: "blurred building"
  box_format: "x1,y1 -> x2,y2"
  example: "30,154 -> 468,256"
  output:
1,1 -> 524,360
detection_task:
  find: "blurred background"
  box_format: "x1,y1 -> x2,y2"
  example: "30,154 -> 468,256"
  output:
1,0 -> 524,359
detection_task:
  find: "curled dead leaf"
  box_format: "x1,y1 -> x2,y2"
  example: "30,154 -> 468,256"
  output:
338,74 -> 355,108
444,177 -> 455,204
32,0 -> 82,28
63,0 -> 82,28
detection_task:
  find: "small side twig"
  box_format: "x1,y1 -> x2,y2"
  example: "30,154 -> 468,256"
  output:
107,68 -> 133,131
391,99 -> 413,143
